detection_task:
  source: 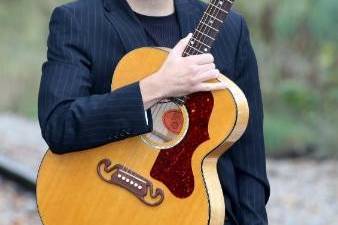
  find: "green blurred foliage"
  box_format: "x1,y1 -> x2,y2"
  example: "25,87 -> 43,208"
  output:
0,0 -> 68,117
0,0 -> 337,157
236,0 -> 338,157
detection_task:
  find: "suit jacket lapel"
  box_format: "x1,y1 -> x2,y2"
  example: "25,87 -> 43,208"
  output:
103,0 -> 202,52
103,0 -> 148,52
174,0 -> 201,38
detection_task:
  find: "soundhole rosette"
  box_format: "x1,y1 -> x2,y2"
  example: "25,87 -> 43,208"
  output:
141,101 -> 189,149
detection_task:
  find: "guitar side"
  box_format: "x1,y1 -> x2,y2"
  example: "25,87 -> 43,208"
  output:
36,47 -> 249,225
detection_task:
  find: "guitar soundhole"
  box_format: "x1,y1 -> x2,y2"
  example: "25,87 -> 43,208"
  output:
142,100 -> 189,149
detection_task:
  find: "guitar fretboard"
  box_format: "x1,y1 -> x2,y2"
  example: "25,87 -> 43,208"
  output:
182,0 -> 234,57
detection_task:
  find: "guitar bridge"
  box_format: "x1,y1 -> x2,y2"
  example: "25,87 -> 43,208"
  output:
97,159 -> 164,207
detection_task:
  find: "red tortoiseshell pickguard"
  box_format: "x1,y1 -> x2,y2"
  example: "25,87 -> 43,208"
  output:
150,92 -> 214,198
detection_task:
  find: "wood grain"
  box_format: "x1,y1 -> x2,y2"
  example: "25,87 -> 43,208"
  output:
36,47 -> 249,225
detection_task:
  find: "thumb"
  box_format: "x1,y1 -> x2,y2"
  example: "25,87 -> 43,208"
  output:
172,33 -> 192,56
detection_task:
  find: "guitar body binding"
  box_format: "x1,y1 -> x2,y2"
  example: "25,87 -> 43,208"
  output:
36,47 -> 249,225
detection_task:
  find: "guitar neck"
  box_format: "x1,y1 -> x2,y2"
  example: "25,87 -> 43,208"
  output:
183,0 -> 235,57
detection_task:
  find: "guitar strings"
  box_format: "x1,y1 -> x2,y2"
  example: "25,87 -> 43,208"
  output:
152,0 -> 219,138
154,0 -> 227,138
183,1 -> 213,56
160,0 -> 224,137
185,0 -> 227,56
150,0 -> 226,144
120,0 -> 230,172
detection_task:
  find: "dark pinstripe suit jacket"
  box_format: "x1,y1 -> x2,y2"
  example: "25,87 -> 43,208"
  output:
38,0 -> 270,224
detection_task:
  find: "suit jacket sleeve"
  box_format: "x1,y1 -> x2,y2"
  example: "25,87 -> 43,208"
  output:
38,6 -> 152,154
229,16 -> 270,225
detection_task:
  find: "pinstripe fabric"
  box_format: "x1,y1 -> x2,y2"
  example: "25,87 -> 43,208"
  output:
38,0 -> 270,224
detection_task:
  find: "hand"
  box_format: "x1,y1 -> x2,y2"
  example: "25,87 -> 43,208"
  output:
140,33 -> 227,109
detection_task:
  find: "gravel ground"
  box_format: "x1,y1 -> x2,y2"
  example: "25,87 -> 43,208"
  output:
0,113 -> 337,225
267,160 -> 338,225
0,175 -> 41,225
0,114 -> 47,175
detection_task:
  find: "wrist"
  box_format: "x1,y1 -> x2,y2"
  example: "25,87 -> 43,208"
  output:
139,72 -> 165,110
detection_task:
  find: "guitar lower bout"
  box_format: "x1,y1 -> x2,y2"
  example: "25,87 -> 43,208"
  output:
36,47 -> 249,225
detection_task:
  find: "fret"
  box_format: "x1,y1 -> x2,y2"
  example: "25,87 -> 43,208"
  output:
224,0 -> 233,9
209,2 -> 229,14
226,0 -> 234,6
200,11 -> 223,28
204,12 -> 223,23
200,21 -> 219,32
212,0 -> 234,8
195,24 -> 219,40
191,37 -> 212,49
186,45 -> 204,54
189,39 -> 211,54
182,0 -> 235,56
195,29 -> 216,41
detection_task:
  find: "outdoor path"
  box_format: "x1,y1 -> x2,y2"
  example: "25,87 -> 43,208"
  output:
0,113 -> 337,225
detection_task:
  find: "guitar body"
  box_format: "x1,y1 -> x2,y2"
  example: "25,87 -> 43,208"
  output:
37,47 -> 249,225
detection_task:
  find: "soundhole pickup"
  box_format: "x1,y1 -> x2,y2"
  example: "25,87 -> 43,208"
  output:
97,159 -> 164,207
141,101 -> 189,149
167,96 -> 187,105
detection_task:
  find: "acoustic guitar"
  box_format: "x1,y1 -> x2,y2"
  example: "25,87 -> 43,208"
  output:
37,0 -> 249,225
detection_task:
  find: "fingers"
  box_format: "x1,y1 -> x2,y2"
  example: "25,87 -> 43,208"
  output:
173,33 -> 193,56
193,63 -> 216,75
186,53 -> 214,65
194,69 -> 221,83
196,81 -> 228,92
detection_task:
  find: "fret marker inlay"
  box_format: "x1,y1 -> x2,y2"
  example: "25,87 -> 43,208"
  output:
182,0 -> 235,56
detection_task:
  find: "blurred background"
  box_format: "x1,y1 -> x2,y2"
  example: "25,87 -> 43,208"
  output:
0,0 -> 337,224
